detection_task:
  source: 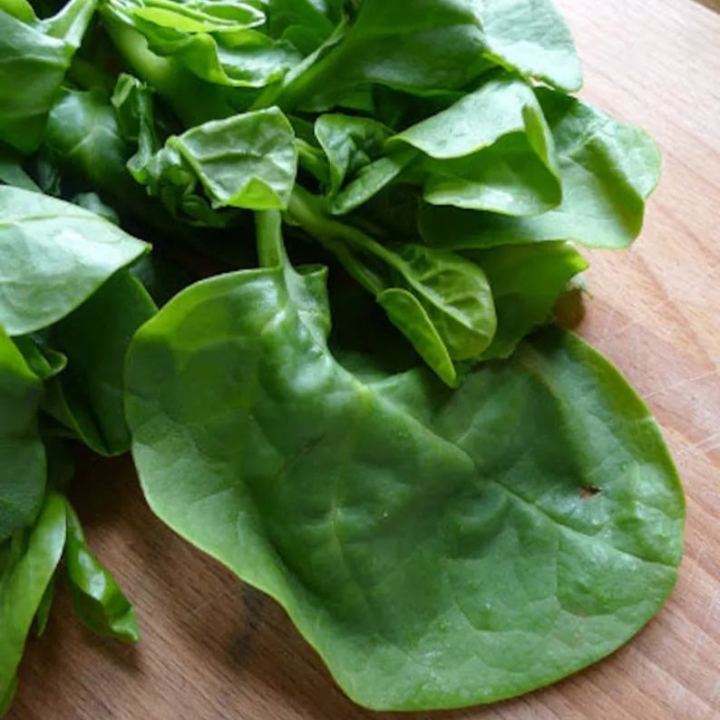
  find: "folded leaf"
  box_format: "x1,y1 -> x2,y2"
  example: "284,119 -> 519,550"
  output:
0,493 -> 66,705
0,0 -> 96,152
0,187 -> 149,336
391,75 -> 561,215
139,107 -> 298,213
0,326 -> 45,542
64,500 -> 139,642
126,264 -> 683,711
420,91 -> 661,249
377,288 -> 457,387
104,0 -> 300,88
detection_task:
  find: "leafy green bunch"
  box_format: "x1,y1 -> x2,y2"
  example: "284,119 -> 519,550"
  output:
0,0 -> 684,713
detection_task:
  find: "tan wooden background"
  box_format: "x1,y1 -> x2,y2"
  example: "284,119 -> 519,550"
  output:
8,0 -> 720,718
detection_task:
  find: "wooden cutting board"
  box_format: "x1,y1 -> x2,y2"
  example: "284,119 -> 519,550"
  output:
8,1 -> 720,718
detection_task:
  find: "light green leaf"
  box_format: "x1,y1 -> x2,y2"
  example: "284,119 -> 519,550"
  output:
479,0 -> 582,93
64,500 -> 139,643
420,91 -> 662,249
126,266 -> 683,711
391,75 -> 561,215
144,107 -> 298,211
104,0 -> 300,89
0,494 -> 66,703
0,0 -> 96,152
0,326 -> 45,543
0,187 -> 148,336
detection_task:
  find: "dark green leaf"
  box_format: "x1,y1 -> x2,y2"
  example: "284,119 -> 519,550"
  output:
44,271 -> 157,456
0,326 -> 45,542
126,265 -> 683,711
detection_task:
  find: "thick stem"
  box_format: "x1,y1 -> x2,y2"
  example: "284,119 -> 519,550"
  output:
101,12 -> 234,127
255,211 -> 287,269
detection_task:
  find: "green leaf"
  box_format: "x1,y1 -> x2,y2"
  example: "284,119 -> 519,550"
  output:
315,114 -> 391,195
0,147 -> 40,191
471,241 -> 589,360
34,575 -> 55,637
263,0 -> 336,54
0,187 -> 148,336
287,188 -> 497,373
420,91 -> 662,250
275,0 -> 491,110
0,0 -> 96,152
126,265 -> 683,712
312,113 -> 416,214
274,0 -> 581,110
0,326 -> 45,543
142,107 -> 298,212
43,270 -> 157,457
64,500 -> 139,643
391,75 -> 561,215
377,288 -> 457,387
478,0 -> 582,93
12,336 -> 67,381
44,88 -> 137,202
0,493 -> 66,703
104,0 -> 301,89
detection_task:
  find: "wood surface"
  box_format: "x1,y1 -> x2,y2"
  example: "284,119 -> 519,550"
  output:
8,1 -> 720,718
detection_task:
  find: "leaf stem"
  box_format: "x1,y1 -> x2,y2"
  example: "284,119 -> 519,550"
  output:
100,11 -> 235,127
255,211 -> 287,269
286,186 -> 386,295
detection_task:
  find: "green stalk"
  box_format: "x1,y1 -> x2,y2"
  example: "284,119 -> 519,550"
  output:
255,211 -> 287,269
286,186 -> 386,295
101,12 -> 234,127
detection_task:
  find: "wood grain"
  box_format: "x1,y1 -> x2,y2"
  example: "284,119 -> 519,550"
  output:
8,1 -> 720,718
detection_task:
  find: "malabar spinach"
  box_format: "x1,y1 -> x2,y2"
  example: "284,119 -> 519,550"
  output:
0,0 -> 681,713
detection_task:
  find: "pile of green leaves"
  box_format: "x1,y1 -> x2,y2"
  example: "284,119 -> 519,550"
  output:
0,0 -> 684,713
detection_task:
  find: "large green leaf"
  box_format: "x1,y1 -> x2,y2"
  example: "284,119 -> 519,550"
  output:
0,326 -> 44,543
0,493 -> 66,705
0,0 -> 96,152
126,264 -> 684,711
274,0 -> 580,110
420,91 -> 661,250
0,187 -> 148,336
